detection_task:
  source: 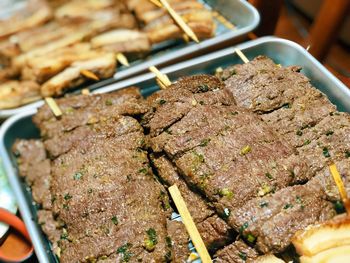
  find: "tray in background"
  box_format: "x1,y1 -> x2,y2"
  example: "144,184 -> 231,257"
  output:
0,0 -> 260,119
97,36 -> 350,112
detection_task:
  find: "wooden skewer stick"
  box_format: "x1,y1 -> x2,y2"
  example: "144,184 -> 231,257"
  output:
149,66 -> 172,89
234,48 -> 249,64
45,97 -> 62,117
182,33 -> 190,43
116,53 -> 130,67
159,0 -> 199,43
329,163 -> 350,214
81,89 -> 90,95
80,70 -> 99,81
149,0 -> 162,7
168,185 -> 212,263
248,32 -> 258,40
156,78 -> 168,90
212,11 -> 236,30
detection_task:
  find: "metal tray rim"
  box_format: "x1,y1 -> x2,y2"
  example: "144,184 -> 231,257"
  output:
111,0 -> 260,80
0,109 -> 51,262
0,0 -> 260,119
95,36 -> 350,97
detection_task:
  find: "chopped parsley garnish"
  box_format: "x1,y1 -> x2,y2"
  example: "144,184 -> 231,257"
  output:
246,233 -> 256,243
258,183 -> 273,197
166,236 -> 172,248
239,222 -> 249,233
185,137 -> 192,142
117,243 -> 132,262
198,84 -> 209,92
199,138 -> 210,147
102,225 -> 110,235
136,147 -> 143,153
296,196 -> 302,204
303,139 -> 311,146
73,172 -> 83,180
111,216 -> 118,225
159,99 -> 167,105
296,130 -> 303,136
230,69 -> 236,76
223,208 -> 231,219
165,128 -> 172,134
222,68 -> 236,80
259,201 -> 268,208
345,151 -> 350,158
325,130 -> 334,136
139,138 -> 145,146
198,173 -> 211,190
218,188 -> 234,199
289,170 -> 296,179
283,203 -> 293,209
323,147 -> 331,158
138,168 -> 148,174
282,103 -> 290,109
238,251 -> 247,261
240,145 -> 252,155
60,229 -> 68,240
164,252 -> 172,261
144,228 -> 158,251
193,151 -> 205,163
231,111 -> 239,116
333,200 -> 345,214
265,172 -> 273,180
159,191 -> 170,210
64,193 -> 72,200
88,188 -> 93,194
296,196 -> 305,209
117,243 -> 131,253
162,201 -> 170,210
105,99 -> 113,106
63,204 -> 69,210
301,124 -> 310,130
65,107 -> 74,114
147,228 -> 157,242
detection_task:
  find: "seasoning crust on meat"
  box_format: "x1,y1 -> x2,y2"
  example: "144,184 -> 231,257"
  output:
12,57 -> 350,262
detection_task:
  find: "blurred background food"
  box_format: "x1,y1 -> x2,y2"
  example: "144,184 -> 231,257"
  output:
250,0 -> 349,82
0,0 -> 216,109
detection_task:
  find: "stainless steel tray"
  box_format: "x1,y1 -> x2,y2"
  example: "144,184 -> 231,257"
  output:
0,0 -> 260,119
1,36 -> 349,263
96,36 -> 350,112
